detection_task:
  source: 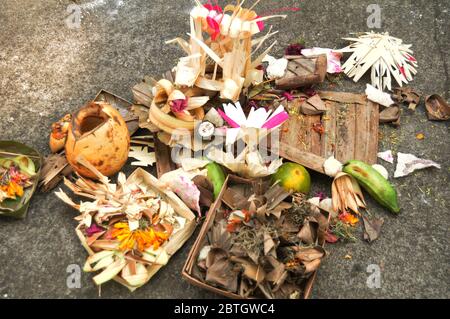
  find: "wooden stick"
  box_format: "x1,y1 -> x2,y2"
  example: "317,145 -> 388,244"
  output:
0,151 -> 40,159
249,0 -> 262,11
212,63 -> 218,80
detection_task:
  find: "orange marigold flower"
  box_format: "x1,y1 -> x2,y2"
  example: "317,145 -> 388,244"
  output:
339,212 -> 359,226
111,222 -> 170,252
0,181 -> 24,199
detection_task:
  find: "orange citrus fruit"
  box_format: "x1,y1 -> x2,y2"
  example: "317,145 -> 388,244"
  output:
272,162 -> 311,194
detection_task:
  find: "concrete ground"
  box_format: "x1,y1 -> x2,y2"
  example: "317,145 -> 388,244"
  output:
0,0 -> 449,299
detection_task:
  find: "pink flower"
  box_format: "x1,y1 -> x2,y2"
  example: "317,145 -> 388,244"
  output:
207,16 -> 221,40
170,98 -> 188,113
86,223 -> 104,237
282,91 -> 295,101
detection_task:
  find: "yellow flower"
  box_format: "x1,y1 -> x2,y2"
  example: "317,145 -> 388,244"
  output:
0,181 -> 23,199
111,222 -> 169,252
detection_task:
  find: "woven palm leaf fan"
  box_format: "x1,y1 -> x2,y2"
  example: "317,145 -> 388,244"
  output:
338,32 -> 418,91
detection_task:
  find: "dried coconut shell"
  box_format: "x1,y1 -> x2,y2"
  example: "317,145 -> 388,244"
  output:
65,102 -> 130,179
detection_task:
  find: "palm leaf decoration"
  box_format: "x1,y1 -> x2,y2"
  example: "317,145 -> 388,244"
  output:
338,32 -> 418,90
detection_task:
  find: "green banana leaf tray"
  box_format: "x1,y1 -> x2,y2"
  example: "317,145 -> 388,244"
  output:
0,141 -> 42,219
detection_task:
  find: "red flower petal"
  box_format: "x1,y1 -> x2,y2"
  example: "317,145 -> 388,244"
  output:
255,16 -> 265,31
325,231 -> 339,244
204,4 -> 222,13
207,16 -> 221,40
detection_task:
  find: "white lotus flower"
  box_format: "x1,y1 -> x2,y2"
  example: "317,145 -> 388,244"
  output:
218,102 -> 289,145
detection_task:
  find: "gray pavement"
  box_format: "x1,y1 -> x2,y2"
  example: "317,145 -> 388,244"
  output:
0,0 -> 449,299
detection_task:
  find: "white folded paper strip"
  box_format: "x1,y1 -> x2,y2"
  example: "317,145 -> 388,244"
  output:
394,153 -> 441,178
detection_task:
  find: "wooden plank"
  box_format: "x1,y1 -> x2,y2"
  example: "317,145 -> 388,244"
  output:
298,115 -> 309,152
309,114 -> 322,155
278,91 -> 380,174
153,133 -> 176,178
322,100 -> 337,158
281,105 -> 309,153
366,101 -> 380,164
279,143 -> 326,173
354,101 -> 370,161
319,91 -> 367,105
304,116 -> 313,153
335,103 -> 356,162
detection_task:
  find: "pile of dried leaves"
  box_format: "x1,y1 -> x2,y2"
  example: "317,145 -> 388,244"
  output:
192,179 -> 328,299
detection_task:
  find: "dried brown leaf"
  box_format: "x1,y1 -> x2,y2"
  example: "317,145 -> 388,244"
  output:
362,215 -> 384,243
206,248 -> 228,268
86,231 -> 106,246
230,257 -> 266,284
300,95 -> 327,115
297,221 -> 318,245
303,258 -> 321,274
295,247 -> 326,262
263,232 -> 276,256
265,263 -> 286,284
205,258 -> 238,292
425,94 -> 450,121
265,185 -> 292,210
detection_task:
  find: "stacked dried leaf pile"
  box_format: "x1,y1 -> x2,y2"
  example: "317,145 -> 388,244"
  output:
188,178 -> 329,299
